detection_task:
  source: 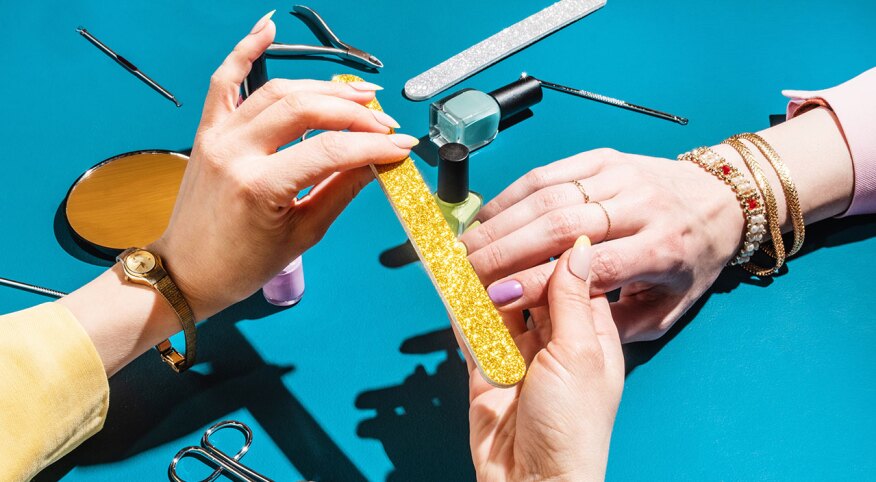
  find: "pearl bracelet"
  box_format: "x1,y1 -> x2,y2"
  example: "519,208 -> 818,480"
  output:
678,147 -> 767,265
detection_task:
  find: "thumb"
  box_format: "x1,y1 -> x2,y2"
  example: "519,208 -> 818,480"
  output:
547,236 -> 598,345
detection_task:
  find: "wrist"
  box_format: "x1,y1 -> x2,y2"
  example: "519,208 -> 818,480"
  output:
678,157 -> 746,265
147,239 -> 214,321
58,264 -> 180,376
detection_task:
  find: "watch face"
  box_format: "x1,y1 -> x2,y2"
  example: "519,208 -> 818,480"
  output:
125,250 -> 156,274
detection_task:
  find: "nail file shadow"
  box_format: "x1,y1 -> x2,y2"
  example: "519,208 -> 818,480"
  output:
34,291 -> 367,482
355,327 -> 475,482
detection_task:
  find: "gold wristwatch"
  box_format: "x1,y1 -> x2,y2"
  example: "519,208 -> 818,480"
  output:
117,247 -> 197,373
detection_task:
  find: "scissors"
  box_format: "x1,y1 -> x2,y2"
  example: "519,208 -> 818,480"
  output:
168,420 -> 273,482
266,5 -> 383,69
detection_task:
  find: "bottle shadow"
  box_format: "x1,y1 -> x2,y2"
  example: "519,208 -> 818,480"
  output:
35,291 -> 367,482
355,327 -> 476,482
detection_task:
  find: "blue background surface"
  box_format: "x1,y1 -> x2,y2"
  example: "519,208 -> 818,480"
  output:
1,0 -> 874,480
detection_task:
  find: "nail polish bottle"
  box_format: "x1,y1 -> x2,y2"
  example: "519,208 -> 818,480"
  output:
263,256 -> 305,306
429,75 -> 543,151
434,143 -> 483,236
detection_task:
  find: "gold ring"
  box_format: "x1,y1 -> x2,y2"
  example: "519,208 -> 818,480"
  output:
570,180 -> 590,203
592,201 -> 612,242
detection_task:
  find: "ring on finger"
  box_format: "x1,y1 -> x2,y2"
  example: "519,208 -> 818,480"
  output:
570,179 -> 590,203
592,201 -> 612,242
300,129 -> 315,143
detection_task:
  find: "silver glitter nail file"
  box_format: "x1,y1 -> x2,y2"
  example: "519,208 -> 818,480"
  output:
404,0 -> 607,101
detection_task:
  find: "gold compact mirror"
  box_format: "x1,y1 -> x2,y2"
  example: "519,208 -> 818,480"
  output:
65,150 -> 188,253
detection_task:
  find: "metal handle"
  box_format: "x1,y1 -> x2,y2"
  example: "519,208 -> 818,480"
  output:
168,421 -> 273,482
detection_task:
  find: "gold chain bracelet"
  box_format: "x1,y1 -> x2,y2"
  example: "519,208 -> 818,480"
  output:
678,147 -> 767,266
731,133 -> 806,258
722,138 -> 786,276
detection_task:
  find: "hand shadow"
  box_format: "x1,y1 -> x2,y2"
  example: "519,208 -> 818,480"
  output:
623,213 -> 876,375
35,291 -> 367,482
355,327 -> 476,482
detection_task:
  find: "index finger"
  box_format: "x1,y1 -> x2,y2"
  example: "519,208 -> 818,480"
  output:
478,149 -> 609,222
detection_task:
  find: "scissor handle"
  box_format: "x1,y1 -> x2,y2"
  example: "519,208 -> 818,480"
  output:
168,420 -> 272,482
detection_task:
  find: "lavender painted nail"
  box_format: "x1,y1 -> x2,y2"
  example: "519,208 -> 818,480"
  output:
488,280 -> 523,305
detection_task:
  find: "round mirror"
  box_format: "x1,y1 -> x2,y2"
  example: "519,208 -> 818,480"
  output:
65,150 -> 188,252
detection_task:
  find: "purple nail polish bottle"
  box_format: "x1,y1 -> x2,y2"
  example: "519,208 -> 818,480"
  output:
262,256 -> 305,306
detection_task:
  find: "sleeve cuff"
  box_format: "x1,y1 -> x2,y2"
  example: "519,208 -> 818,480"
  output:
783,67 -> 876,217
0,303 -> 109,481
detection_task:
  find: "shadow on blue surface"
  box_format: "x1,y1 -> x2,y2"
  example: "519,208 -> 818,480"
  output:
624,214 -> 876,373
35,210 -> 876,481
355,328 -> 476,482
35,292 -> 368,482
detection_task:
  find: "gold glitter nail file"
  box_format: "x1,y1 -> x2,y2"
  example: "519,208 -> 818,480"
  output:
333,74 -> 526,387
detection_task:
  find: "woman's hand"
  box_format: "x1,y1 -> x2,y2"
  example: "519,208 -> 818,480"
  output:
151,13 -> 418,320
461,237 -> 624,481
461,148 -> 743,342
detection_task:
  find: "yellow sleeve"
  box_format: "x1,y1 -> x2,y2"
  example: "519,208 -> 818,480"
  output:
0,303 -> 109,481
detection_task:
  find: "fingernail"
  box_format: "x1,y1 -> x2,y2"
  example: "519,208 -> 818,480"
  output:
569,235 -> 592,281
349,81 -> 384,92
250,10 -> 276,34
372,110 -> 401,129
488,280 -> 524,305
464,220 -> 481,233
388,133 -> 419,149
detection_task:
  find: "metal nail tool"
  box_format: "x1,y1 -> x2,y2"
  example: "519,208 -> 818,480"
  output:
526,74 -> 689,125
245,5 -> 383,97
77,27 -> 183,107
0,277 -> 66,298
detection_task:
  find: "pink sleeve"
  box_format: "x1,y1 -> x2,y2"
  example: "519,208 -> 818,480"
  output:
783,67 -> 876,217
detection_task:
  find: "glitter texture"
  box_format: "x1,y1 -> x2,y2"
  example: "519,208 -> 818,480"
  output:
403,0 -> 606,101
334,74 -> 525,387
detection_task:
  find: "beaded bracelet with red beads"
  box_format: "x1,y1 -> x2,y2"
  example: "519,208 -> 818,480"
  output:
678,147 -> 767,265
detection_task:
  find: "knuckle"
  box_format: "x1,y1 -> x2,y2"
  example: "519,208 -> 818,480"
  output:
534,187 -> 568,213
262,78 -> 286,99
477,221 -> 500,246
529,265 -> 552,293
523,167 -> 550,190
546,209 -> 581,244
589,247 -> 623,288
208,71 -> 226,89
592,147 -> 619,158
483,244 -> 506,275
316,131 -> 347,162
280,92 -> 307,118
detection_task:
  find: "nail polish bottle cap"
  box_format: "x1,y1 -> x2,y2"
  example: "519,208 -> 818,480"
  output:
437,143 -> 470,204
489,75 -> 544,120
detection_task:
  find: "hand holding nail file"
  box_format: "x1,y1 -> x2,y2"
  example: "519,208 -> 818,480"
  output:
333,74 -> 526,387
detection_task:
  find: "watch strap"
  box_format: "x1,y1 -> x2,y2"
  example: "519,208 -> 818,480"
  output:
153,274 -> 197,372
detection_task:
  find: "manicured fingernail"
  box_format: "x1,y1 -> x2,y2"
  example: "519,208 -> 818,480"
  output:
372,110 -> 401,129
349,81 -> 384,92
388,133 -> 419,149
569,235 -> 592,281
488,280 -> 523,305
250,10 -> 276,34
